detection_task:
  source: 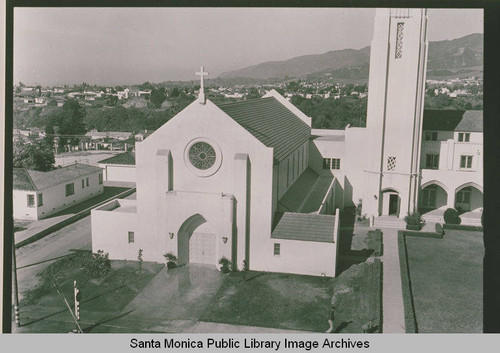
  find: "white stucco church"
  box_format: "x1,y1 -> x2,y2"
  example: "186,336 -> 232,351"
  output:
91,8 -> 482,277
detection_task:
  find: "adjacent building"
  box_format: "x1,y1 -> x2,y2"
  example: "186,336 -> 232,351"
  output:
14,163 -> 104,220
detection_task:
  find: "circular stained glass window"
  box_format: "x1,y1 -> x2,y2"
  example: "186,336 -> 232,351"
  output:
188,142 -> 217,170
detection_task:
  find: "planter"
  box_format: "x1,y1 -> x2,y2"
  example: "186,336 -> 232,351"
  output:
406,224 -> 422,231
166,261 -> 177,269
221,267 -> 231,274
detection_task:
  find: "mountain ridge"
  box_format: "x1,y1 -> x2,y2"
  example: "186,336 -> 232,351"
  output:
218,33 -> 483,80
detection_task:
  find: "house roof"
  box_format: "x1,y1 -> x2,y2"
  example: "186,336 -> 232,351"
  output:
98,152 -> 135,165
271,212 -> 335,243
423,110 -> 483,132
13,168 -> 37,191
215,97 -> 310,162
14,163 -> 103,191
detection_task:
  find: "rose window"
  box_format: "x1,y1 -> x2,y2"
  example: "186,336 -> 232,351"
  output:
188,142 -> 216,170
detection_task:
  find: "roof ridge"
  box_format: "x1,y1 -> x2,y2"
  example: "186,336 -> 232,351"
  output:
214,96 -> 274,107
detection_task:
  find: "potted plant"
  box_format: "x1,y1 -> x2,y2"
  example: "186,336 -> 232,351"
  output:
405,212 -> 422,231
163,253 -> 178,269
218,257 -> 232,273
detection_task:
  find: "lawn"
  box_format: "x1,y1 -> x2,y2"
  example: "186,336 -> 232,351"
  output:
17,252 -> 163,332
404,229 -> 483,333
201,260 -> 381,333
49,186 -> 131,217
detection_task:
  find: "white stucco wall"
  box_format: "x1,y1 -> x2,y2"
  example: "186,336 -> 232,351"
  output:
91,199 -> 139,260
13,190 -> 38,220
99,164 -> 136,183
264,239 -> 337,277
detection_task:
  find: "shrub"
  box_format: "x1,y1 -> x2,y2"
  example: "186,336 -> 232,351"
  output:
435,223 -> 444,236
405,212 -> 421,226
219,257 -> 232,273
82,250 -> 111,278
137,249 -> 143,272
444,208 -> 461,225
405,212 -> 422,231
164,252 -> 178,269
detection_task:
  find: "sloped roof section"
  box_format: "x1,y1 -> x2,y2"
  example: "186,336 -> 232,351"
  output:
13,168 -> 37,191
98,152 -> 136,165
271,212 -> 335,243
423,109 -> 483,132
216,97 -> 310,161
14,163 -> 103,191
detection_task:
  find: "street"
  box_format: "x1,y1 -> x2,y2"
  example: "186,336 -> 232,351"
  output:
14,216 -> 92,302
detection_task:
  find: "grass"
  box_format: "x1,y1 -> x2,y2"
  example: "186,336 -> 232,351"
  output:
403,229 -> 483,333
201,260 -> 382,333
21,252 -> 163,313
48,186 -> 131,217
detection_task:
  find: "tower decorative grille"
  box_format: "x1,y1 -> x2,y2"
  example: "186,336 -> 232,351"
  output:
387,157 -> 397,171
395,22 -> 404,59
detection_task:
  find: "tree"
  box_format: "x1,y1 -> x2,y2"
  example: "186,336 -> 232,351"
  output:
13,140 -> 55,171
246,87 -> 261,99
150,87 -> 167,108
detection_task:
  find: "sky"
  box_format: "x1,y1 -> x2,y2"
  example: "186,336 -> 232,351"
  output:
13,7 -> 483,86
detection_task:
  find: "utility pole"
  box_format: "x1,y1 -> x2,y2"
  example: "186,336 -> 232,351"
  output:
12,236 -> 20,327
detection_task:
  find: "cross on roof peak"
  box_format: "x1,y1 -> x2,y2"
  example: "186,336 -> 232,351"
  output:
196,66 -> 209,105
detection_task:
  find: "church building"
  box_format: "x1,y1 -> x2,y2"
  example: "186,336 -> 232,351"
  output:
91,8 -> 482,276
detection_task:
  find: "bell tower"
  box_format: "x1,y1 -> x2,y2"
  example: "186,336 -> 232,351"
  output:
362,8 -> 428,219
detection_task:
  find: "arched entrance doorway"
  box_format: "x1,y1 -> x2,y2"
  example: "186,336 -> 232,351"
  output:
178,214 -> 217,266
419,182 -> 448,212
381,189 -> 400,216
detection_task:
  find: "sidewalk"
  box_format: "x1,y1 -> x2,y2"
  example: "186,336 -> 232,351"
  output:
380,228 -> 406,333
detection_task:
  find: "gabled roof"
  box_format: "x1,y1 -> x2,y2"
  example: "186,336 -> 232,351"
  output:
423,110 -> 483,132
98,152 -> 135,165
215,97 -> 310,162
271,212 -> 335,243
13,163 -> 103,191
13,168 -> 37,191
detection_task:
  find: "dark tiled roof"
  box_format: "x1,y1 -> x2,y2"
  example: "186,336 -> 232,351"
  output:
13,164 -> 103,191
272,212 -> 335,243
13,168 -> 36,191
98,152 -> 136,165
216,97 -> 310,161
279,168 -> 319,212
423,110 -> 483,132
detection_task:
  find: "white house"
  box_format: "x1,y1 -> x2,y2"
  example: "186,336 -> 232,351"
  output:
91,8 -> 482,277
14,163 -> 104,220
98,152 -> 136,183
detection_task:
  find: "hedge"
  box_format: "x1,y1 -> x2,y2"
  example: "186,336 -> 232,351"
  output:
403,230 -> 443,239
398,231 -> 418,333
443,224 -> 483,232
368,258 -> 383,333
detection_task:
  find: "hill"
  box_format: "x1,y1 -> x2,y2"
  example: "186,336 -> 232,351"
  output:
218,33 -> 483,81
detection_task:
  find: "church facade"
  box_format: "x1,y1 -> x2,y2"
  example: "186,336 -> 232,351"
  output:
91,8 -> 482,276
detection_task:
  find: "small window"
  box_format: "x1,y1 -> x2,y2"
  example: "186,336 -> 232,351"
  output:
37,193 -> 43,207
27,194 -> 35,208
331,158 -> 341,170
98,173 -> 103,185
425,154 -> 439,169
425,132 -> 438,141
82,179 -> 85,188
128,231 -> 135,243
387,157 -> 397,171
458,133 -> 470,142
322,158 -> 331,169
65,183 -> 75,196
273,243 -> 280,256
460,155 -> 473,169
86,178 -> 89,187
